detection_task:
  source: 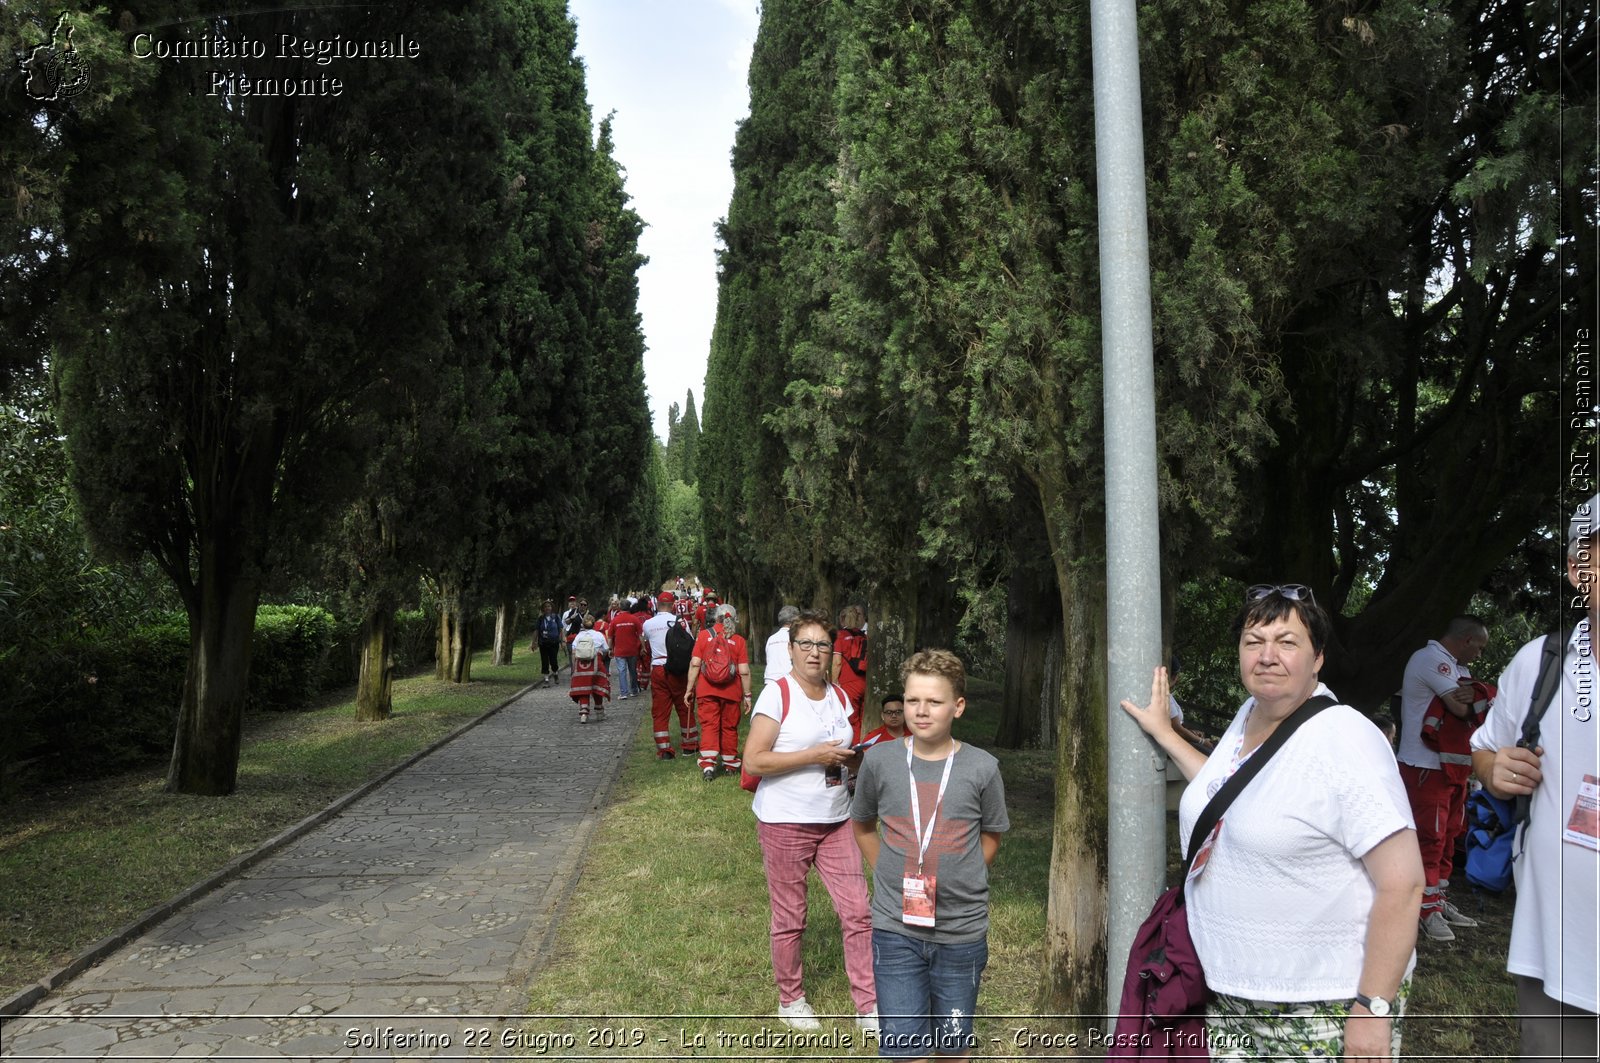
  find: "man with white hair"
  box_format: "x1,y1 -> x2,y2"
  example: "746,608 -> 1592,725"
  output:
765,605 -> 801,687
1471,494 -> 1599,1061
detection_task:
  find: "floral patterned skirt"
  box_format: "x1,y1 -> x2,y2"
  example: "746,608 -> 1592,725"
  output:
1205,980 -> 1410,1060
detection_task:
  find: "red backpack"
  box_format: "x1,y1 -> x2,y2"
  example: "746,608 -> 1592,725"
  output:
838,628 -> 867,678
702,627 -> 735,684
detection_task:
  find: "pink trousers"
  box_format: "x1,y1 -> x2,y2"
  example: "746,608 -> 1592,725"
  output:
756,819 -> 876,1013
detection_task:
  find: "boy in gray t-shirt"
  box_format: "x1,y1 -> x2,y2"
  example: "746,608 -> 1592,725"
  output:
851,650 -> 1008,1059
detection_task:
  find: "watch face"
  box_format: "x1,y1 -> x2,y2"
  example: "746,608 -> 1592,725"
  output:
1362,995 -> 1392,1017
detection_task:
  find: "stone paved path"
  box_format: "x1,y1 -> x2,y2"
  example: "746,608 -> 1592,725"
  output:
1,681 -> 646,1061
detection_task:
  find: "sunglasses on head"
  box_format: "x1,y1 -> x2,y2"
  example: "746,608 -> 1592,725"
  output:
1245,583 -> 1315,605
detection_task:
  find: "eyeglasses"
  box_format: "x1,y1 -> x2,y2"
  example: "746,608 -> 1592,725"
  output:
881,707 -> 904,715
1245,584 -> 1316,605
792,639 -> 833,655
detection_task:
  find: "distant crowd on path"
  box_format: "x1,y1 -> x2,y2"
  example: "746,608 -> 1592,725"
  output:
528,543 -> 1595,1062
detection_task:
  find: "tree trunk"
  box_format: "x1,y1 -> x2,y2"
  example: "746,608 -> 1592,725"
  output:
866,579 -> 917,733
737,590 -> 773,669
997,559 -> 1062,749
915,570 -> 962,654
355,604 -> 394,721
810,531 -> 838,617
165,553 -> 262,796
435,580 -> 473,684
492,597 -> 518,666
1036,475 -> 1109,1024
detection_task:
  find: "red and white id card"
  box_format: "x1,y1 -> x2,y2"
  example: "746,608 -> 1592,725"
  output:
902,874 -> 937,926
1564,774 -> 1599,852
1186,821 -> 1223,884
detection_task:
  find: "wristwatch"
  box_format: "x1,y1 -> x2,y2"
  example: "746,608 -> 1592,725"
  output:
1353,992 -> 1392,1017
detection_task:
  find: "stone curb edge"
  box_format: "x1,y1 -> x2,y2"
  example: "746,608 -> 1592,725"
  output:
0,680 -> 541,1027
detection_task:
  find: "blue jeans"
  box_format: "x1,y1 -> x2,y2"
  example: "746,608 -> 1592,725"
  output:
615,656 -> 637,697
872,928 -> 987,1058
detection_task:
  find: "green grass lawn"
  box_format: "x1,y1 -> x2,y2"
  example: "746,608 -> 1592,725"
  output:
0,650 -> 541,1001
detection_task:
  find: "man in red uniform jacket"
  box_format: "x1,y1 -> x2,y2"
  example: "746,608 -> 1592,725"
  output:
608,604 -> 644,701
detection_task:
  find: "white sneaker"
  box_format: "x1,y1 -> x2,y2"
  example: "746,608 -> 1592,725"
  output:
856,1008 -> 879,1035
1440,899 -> 1478,927
1420,910 -> 1456,942
777,997 -> 821,1031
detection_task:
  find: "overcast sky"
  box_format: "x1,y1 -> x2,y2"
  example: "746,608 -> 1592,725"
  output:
567,0 -> 760,440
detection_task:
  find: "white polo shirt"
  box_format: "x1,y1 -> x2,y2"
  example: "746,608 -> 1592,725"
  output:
1398,640 -> 1468,769
641,611 -> 677,668
764,627 -> 793,686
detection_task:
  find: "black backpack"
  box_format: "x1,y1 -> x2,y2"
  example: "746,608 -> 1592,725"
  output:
664,620 -> 695,676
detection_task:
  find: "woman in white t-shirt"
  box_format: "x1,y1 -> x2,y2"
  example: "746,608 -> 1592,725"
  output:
1121,585 -> 1424,1061
742,611 -> 877,1033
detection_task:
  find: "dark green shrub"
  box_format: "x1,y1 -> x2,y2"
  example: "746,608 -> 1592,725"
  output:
248,605 -> 340,711
4,604 -> 355,785
3,616 -> 187,780
392,608 -> 436,672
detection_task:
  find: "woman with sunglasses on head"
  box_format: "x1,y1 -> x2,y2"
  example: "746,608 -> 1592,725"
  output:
742,608 -> 878,1034
1121,584 -> 1424,1062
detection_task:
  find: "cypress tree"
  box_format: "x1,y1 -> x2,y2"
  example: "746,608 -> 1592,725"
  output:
580,116 -> 654,592
469,0 -> 597,674
702,0 -> 849,617
678,389 -> 701,487
39,3 -> 507,793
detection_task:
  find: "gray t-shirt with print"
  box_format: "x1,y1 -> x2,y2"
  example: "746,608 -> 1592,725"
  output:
850,739 -> 1009,943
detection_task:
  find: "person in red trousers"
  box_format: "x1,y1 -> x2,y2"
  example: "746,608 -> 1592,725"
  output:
641,592 -> 698,759
1396,615 -> 1489,941
686,604 -> 752,780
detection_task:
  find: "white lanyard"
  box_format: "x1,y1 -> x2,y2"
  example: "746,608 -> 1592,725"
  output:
906,738 -> 956,874
806,684 -> 849,741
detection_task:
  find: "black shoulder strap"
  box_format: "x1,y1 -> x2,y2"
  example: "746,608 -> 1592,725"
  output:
1180,695 -> 1337,882
1513,629 -> 1568,829
1519,629 -> 1566,751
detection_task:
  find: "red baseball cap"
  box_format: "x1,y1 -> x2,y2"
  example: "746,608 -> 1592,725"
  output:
659,591 -> 676,605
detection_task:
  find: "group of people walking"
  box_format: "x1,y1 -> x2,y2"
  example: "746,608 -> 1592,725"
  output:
528,530 -> 1595,1062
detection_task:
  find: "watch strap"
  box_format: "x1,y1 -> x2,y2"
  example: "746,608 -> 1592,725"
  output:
1353,992 -> 1391,1016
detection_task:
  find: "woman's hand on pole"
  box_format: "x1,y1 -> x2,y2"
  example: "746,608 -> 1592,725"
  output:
1119,666 -> 1176,739
1118,667 -> 1208,780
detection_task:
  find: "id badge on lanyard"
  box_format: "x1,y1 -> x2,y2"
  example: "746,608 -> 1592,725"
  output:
903,739 -> 955,927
